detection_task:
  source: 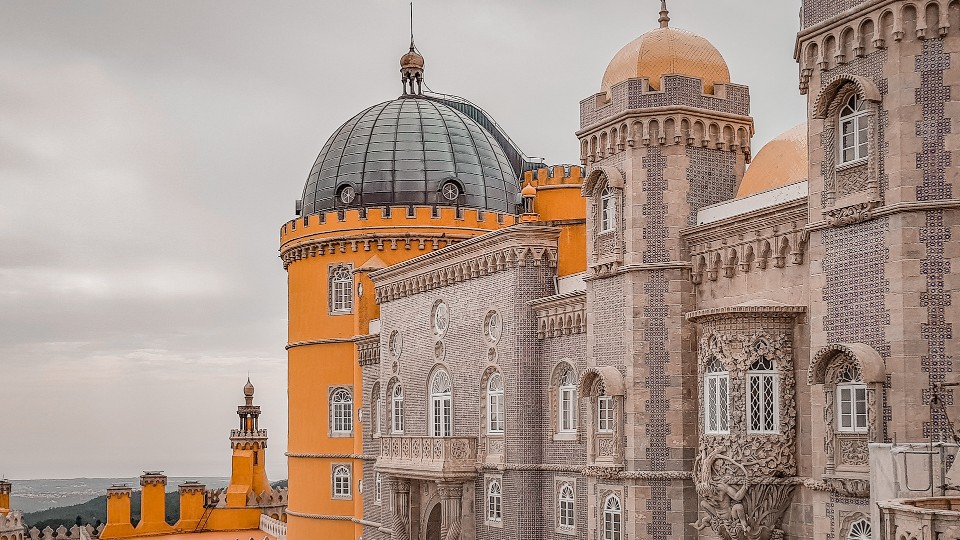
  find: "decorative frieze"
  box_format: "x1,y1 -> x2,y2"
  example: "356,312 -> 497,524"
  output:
356,334 -> 380,367
530,291 -> 586,339
280,233 -> 473,269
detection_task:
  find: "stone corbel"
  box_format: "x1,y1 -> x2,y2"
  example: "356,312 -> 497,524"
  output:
825,201 -> 879,227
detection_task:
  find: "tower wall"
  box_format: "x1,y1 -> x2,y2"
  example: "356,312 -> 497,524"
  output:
797,1 -> 960,537
137,473 -> 172,535
101,487 -> 135,539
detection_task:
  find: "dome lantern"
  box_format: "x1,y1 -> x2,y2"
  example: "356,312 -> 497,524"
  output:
400,2 -> 424,95
659,0 -> 670,29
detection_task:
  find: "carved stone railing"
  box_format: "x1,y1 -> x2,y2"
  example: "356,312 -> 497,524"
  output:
259,514 -> 286,540
879,498 -> 960,539
376,436 -> 478,480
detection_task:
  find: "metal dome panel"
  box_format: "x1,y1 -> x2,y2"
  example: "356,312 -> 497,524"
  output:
301,96 -> 520,215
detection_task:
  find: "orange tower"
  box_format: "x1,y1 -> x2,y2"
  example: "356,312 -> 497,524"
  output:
279,41 -> 540,538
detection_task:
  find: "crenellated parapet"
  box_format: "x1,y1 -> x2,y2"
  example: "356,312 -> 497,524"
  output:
26,523 -> 104,540
279,205 -> 516,270
230,429 -> 268,450
578,75 -> 754,168
795,0 -> 957,93
521,165 -> 585,189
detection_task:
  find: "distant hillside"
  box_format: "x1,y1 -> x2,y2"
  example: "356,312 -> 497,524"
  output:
22,480 -> 288,531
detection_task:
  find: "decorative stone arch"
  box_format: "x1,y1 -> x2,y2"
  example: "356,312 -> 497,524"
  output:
578,366 -> 626,397
479,364 -> 505,458
838,511 -> 872,540
813,75 -> 882,119
809,343 -> 886,386
579,366 -> 625,465
582,166 -> 625,196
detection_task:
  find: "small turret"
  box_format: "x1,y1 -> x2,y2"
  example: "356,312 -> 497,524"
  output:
400,2 -> 424,95
0,479 -> 11,515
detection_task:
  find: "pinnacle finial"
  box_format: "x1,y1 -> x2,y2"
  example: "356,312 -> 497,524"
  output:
659,0 -> 670,28
409,2 -> 415,51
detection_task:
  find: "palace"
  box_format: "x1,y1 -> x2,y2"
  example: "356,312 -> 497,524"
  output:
278,1 -> 960,539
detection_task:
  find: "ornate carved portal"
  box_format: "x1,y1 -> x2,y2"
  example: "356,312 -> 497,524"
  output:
687,306 -> 804,540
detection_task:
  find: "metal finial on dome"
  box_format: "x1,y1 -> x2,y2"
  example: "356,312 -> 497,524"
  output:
400,2 -> 424,95
659,0 -> 670,28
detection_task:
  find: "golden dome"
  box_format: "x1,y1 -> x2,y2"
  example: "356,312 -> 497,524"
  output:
400,47 -> 424,70
601,27 -> 731,95
736,124 -> 808,198
521,183 -> 537,197
243,377 -> 255,398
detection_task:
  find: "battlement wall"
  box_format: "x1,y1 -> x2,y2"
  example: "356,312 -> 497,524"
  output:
580,75 -> 751,129
522,165 -> 585,187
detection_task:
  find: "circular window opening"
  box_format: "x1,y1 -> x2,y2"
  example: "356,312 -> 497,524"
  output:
433,301 -> 449,336
440,181 -> 461,202
485,311 -> 502,343
338,185 -> 357,204
389,330 -> 403,359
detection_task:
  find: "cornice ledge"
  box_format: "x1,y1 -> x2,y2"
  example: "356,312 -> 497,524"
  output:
527,290 -> 587,309
686,303 -> 806,323
577,105 -> 753,138
370,224 -> 561,283
285,452 -> 377,460
804,198 -> 960,234
681,198 -> 808,243
796,0 -> 897,47
285,336 -> 357,350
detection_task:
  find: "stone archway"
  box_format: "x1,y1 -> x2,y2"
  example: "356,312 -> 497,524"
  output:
424,502 -> 442,540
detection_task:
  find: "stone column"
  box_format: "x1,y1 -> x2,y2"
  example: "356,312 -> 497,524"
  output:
437,482 -> 463,540
389,476 -> 410,540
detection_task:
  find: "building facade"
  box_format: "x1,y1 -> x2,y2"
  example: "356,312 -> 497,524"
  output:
281,1 -> 960,539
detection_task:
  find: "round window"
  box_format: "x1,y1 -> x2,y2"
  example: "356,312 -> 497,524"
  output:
389,330 -> 403,359
338,185 -> 357,204
433,301 -> 449,336
485,311 -> 502,343
440,181 -> 460,201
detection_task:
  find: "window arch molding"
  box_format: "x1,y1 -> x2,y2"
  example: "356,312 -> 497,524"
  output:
329,386 -> 354,437
386,377 -> 405,435
813,75 -> 881,120
551,361 -> 579,437
428,364 -> 454,437
601,494 -> 623,540
328,264 -> 354,314
809,343 -> 886,386
480,366 -> 506,437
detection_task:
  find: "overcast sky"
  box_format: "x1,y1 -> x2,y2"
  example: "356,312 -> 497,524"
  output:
0,1 -> 805,481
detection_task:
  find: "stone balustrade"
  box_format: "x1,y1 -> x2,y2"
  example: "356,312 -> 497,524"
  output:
377,436 -> 478,480
259,514 -> 286,540
879,497 -> 960,539
24,523 -> 104,540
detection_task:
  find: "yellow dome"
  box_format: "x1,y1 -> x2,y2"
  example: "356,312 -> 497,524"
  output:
736,124 -> 808,198
601,27 -> 731,95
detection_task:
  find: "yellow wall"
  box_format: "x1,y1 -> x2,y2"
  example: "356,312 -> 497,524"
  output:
137,482 -> 173,536
523,166 -> 588,277
282,206 -> 514,539
101,492 -> 135,539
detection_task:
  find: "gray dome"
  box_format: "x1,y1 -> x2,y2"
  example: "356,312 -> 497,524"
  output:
301,96 -> 520,216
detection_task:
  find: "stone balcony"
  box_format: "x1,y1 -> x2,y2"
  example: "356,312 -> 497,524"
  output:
879,497 -> 960,539
376,436 -> 478,481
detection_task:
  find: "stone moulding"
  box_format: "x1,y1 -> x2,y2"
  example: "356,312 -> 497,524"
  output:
356,334 -> 380,367
371,225 -> 561,304
684,198 -> 808,285
285,452 -> 377,461
529,291 -> 586,339
686,304 -> 807,323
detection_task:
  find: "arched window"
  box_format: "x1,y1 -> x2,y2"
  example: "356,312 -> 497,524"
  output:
558,368 -> 578,433
331,388 -> 353,435
330,265 -> 353,313
748,349 -> 779,434
704,358 -> 730,435
332,465 -> 351,498
839,94 -> 868,164
375,473 -> 382,504
430,369 -> 452,437
392,384 -> 405,434
847,518 -> 871,540
837,364 -> 868,433
597,394 -> 614,433
602,495 -> 622,540
487,373 -> 505,434
558,483 -> 575,529
372,394 -> 381,435
487,478 -> 502,523
600,187 -> 616,233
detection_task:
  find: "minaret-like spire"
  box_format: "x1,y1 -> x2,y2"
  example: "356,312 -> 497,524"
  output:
399,2 -> 425,95
659,0 -> 670,28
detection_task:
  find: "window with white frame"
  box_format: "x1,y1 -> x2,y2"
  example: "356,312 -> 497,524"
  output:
748,353 -> 779,434
331,388 -> 353,435
836,365 -> 868,433
392,384 -> 405,434
597,395 -> 614,433
558,368 -> 578,433
847,518 -> 871,540
332,465 -> 351,498
558,483 -> 575,529
431,369 -> 452,437
375,473 -> 382,504
602,494 -> 622,540
600,187 -> 616,233
487,373 -> 505,434
704,358 -> 730,435
839,94 -> 868,165
487,478 -> 502,523
330,265 -> 353,313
